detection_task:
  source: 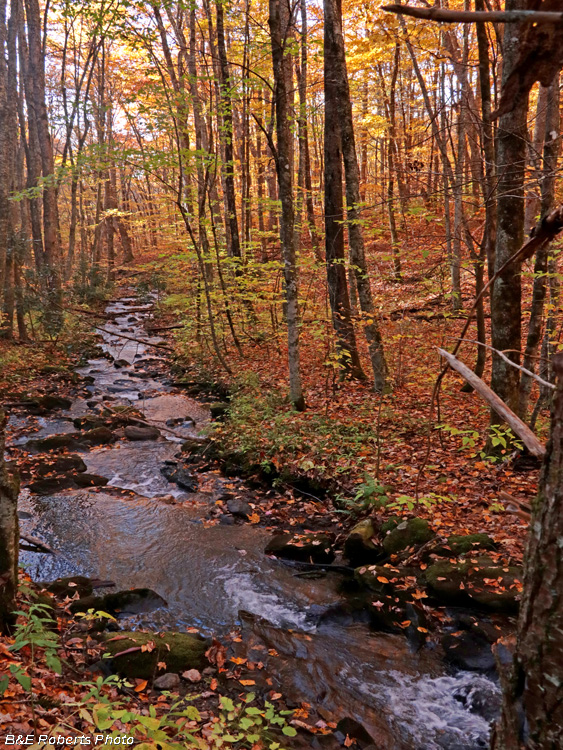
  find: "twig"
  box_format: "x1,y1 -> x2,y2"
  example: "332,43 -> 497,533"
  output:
443,336 -> 555,391
20,533 -> 56,554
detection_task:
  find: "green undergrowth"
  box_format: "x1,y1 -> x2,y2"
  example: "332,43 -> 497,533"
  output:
210,373 -> 381,492
2,582 -> 297,750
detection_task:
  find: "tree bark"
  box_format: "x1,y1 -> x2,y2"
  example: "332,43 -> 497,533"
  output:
269,0 -> 305,410
0,410 -> 19,632
323,0 -> 365,381
216,0 -> 242,261
493,350 -> 563,749
326,0 -> 387,390
519,76 -> 561,419
490,0 -> 530,425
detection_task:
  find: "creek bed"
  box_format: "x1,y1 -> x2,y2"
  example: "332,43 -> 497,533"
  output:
10,292 -> 500,750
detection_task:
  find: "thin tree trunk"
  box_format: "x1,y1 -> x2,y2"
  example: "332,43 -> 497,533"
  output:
216,0 -> 242,261
519,77 -> 561,419
269,0 -> 305,409
0,409 -> 19,632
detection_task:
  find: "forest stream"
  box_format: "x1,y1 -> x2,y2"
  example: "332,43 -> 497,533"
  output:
9,293 -> 501,750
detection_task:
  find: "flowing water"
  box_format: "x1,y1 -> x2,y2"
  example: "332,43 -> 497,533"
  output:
8,294 -> 501,750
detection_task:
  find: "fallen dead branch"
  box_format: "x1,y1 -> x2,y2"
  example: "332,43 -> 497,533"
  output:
20,533 -> 55,554
438,348 -> 546,458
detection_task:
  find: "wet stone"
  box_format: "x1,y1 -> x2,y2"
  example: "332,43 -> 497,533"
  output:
29,476 -> 77,495
70,587 -> 167,617
442,631 -> 495,673
160,462 -> 198,492
227,497 -> 253,519
265,532 -> 335,564
81,426 -> 115,445
124,425 -> 160,441
36,454 -> 87,475
72,473 -> 109,488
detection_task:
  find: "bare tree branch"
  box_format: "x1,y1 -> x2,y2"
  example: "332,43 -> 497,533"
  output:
382,4 -> 563,24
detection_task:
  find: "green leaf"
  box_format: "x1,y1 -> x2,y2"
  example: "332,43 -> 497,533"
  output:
0,675 -> 9,695
139,715 -> 161,730
282,725 -> 297,736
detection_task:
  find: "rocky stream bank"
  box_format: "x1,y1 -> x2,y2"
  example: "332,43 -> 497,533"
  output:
4,290 -> 517,750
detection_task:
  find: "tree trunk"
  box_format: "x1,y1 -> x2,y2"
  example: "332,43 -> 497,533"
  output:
325,0 -> 386,390
519,77 -> 561,419
216,0 -> 242,261
23,0 -> 62,327
0,410 -> 19,632
489,0 -> 530,424
493,349 -> 563,748
323,0 -> 364,381
269,0 -> 305,410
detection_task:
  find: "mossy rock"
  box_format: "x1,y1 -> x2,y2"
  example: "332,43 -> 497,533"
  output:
70,588 -> 167,617
209,402 -> 229,419
40,364 -> 69,375
382,518 -> 435,555
380,516 -> 401,535
344,520 -> 385,566
425,559 -> 522,612
265,532 -> 335,564
45,575 -> 94,599
441,533 -> 497,557
102,631 -> 209,679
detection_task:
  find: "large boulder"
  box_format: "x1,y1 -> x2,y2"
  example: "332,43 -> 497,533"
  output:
265,532 -> 335,564
102,631 -> 209,679
344,519 -> 385,566
382,517 -> 435,555
425,559 -> 522,612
